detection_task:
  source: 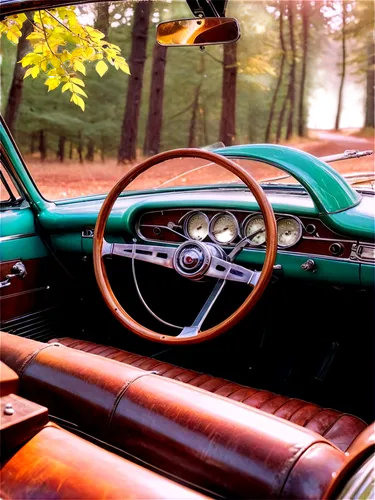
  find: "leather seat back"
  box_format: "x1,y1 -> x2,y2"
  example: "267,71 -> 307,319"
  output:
0,332 -> 347,499
1,422 -> 209,499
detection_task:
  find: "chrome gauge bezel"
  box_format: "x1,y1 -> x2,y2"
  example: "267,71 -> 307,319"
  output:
242,214 -> 267,247
209,212 -> 239,245
276,216 -> 303,248
183,211 -> 210,241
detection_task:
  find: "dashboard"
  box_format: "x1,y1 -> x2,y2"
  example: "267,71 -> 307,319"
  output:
137,208 -> 356,260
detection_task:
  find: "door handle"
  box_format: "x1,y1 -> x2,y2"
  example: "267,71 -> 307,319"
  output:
0,261 -> 27,289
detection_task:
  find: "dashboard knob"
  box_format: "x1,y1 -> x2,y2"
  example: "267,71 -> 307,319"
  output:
329,242 -> 344,256
301,259 -> 317,272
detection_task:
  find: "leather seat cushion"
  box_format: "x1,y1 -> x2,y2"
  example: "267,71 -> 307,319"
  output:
50,337 -> 367,452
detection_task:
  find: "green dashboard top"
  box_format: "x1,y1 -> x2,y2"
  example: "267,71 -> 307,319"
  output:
1,122 -> 374,241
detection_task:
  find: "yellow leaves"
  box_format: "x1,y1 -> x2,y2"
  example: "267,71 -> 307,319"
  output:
1,6 -> 130,111
72,84 -> 88,97
71,93 -> 85,112
70,77 -> 85,86
73,60 -> 86,75
96,60 -> 108,77
6,30 -> 20,44
61,82 -> 72,93
1,12 -> 26,43
45,77 -> 60,91
23,64 -> 40,79
31,65 -> 40,78
117,58 -> 131,75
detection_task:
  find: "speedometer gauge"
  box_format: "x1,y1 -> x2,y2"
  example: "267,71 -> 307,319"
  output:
277,217 -> 302,248
243,215 -> 266,246
185,212 -> 209,241
210,213 -> 238,244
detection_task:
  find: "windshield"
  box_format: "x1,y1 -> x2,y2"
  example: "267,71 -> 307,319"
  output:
1,0 -> 374,200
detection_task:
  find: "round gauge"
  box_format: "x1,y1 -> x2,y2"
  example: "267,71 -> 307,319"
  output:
277,217 -> 302,248
185,212 -> 209,241
243,215 -> 266,246
210,213 -> 238,244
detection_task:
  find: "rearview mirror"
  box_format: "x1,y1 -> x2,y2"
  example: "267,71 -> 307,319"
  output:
157,18 -> 240,47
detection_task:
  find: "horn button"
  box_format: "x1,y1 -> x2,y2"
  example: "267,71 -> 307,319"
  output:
173,241 -> 224,279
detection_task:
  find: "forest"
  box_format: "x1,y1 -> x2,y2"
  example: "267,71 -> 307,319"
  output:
1,0 -> 374,168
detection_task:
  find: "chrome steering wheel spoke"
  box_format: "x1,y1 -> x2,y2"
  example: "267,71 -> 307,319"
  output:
207,256 -> 260,286
104,240 -> 175,269
177,279 -> 226,338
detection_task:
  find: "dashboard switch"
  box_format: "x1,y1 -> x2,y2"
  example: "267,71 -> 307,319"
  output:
301,259 -> 317,272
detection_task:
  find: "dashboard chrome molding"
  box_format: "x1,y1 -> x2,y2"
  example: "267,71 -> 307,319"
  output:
350,243 -> 375,262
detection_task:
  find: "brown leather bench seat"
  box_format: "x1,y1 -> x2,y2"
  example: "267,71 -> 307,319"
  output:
1,331 -> 370,499
50,336 -> 367,452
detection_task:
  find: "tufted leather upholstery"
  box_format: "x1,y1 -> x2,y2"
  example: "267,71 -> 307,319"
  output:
51,336 -> 367,452
1,331 -> 350,499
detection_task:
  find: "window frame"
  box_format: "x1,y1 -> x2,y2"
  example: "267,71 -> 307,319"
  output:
0,156 -> 24,208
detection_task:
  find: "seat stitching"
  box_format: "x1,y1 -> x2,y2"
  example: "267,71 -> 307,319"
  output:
108,371 -> 158,432
258,394 -> 281,409
241,389 -> 262,403
252,392 -> 278,407
301,407 -> 326,428
285,401 -> 313,422
321,412 -> 367,438
214,383 -> 246,397
271,397 -> 306,416
19,344 -> 60,379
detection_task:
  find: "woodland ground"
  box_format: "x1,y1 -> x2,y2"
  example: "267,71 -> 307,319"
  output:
25,130 -> 374,200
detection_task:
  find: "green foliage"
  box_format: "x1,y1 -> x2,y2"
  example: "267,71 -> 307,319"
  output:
0,6 -> 130,110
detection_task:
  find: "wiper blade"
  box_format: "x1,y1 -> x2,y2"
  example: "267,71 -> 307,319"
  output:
320,149 -> 373,163
261,149 -> 374,184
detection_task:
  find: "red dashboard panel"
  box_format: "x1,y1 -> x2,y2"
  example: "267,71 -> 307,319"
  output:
137,209 -> 355,259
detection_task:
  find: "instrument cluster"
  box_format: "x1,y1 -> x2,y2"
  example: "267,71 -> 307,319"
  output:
183,211 -> 303,249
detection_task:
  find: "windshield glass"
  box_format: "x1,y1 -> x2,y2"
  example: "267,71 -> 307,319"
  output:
1,0 -> 374,200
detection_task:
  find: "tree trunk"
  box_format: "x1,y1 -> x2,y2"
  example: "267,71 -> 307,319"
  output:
143,43 -> 167,156
265,3 -> 286,143
335,0 -> 347,131
4,13 -> 33,136
188,83 -> 201,148
57,136 -> 66,163
39,130 -> 47,162
298,0 -> 310,137
219,43 -> 237,146
94,2 -> 110,37
202,104 -> 209,145
286,0 -> 296,140
365,38 -> 375,128
276,92 -> 289,143
30,132 -> 36,154
69,141 -> 73,160
101,134 -> 106,162
77,132 -> 84,164
86,139 -> 95,161
118,2 -> 151,163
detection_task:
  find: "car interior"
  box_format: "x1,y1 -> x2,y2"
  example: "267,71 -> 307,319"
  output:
0,0 -> 374,498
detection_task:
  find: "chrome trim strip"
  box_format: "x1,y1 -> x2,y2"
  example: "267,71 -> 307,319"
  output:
0,232 -> 36,242
0,285 -> 50,299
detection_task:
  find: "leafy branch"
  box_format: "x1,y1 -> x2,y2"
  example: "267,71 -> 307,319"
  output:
0,7 -> 130,111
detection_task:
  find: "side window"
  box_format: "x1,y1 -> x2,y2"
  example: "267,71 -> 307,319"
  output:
0,163 -> 21,204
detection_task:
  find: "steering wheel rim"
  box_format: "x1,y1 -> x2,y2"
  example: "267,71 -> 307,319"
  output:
93,148 -> 277,344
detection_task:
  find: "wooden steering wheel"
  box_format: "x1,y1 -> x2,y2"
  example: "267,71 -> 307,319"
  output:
93,149 -> 277,344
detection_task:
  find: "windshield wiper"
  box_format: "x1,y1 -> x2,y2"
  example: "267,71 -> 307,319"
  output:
260,149 -> 374,185
319,149 -> 373,163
